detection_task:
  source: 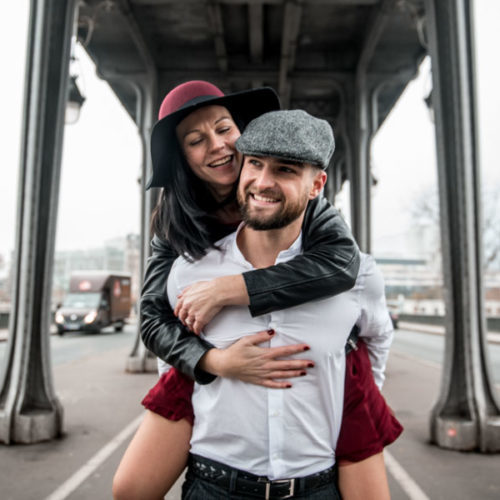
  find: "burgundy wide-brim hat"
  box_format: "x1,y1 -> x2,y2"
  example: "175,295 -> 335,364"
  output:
147,80 -> 280,189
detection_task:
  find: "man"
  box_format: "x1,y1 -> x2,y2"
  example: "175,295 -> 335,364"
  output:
167,110 -> 393,499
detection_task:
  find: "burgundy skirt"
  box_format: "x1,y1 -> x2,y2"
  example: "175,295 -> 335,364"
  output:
142,339 -> 403,463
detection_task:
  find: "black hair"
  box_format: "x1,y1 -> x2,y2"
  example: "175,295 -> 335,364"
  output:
150,131 -> 238,261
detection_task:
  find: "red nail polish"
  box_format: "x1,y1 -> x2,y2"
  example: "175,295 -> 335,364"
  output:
268,329 -> 275,335
303,346 -> 310,351
300,371 -> 306,376
308,363 -> 315,368
286,384 -> 292,388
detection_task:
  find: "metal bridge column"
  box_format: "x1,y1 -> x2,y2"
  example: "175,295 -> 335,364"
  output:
126,78 -> 158,374
345,75 -> 373,254
425,0 -> 500,451
0,0 -> 77,443
347,0 -> 395,253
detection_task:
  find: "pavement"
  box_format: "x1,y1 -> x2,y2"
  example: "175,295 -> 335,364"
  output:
0,324 -> 499,499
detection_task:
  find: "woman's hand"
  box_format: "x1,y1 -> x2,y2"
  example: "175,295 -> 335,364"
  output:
198,329 -> 314,389
174,275 -> 250,334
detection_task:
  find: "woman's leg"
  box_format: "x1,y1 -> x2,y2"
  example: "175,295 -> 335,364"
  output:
336,340 -> 402,500
112,411 -> 192,500
338,453 -> 390,500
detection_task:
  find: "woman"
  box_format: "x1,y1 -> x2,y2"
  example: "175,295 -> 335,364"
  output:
112,81 -> 402,500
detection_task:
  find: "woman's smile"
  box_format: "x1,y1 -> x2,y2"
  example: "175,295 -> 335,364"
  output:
207,154 -> 234,168
176,105 -> 242,200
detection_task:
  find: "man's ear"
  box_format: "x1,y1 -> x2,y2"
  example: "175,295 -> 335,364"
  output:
308,170 -> 327,199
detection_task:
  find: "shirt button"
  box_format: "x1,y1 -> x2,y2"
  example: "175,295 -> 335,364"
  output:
270,410 -> 280,417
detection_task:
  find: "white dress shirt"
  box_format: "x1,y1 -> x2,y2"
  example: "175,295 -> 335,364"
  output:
167,224 -> 393,479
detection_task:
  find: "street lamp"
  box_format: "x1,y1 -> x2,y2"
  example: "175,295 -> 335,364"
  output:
65,75 -> 86,125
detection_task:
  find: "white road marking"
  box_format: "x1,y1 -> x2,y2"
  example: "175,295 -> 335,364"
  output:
385,450 -> 430,500
45,413 -> 144,500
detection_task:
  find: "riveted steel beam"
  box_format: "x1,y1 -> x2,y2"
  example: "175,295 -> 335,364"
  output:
248,2 -> 264,64
279,1 -> 302,108
348,0 -> 396,252
133,0 -> 378,5
207,1 -> 229,73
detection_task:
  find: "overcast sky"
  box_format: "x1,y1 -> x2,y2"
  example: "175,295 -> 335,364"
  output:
1,1 -> 499,262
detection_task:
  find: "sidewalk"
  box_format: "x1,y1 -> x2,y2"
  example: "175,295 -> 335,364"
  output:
383,349 -> 500,499
0,328 -> 499,499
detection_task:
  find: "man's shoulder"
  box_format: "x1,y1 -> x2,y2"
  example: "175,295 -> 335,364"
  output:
359,252 -> 375,271
355,252 -> 384,297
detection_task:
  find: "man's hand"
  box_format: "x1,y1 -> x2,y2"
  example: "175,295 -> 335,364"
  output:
174,280 -> 224,334
174,275 -> 249,334
198,330 -> 314,389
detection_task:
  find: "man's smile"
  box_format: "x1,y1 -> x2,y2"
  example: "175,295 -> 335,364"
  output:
248,192 -> 282,206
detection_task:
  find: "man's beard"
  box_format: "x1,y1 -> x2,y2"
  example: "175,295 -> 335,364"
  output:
237,188 -> 309,230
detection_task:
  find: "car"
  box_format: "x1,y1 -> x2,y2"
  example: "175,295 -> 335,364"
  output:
55,272 -> 131,335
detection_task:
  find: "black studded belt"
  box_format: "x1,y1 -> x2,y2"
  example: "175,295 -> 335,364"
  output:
187,453 -> 337,499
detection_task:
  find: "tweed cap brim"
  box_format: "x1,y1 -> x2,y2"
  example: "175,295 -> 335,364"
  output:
235,109 -> 334,169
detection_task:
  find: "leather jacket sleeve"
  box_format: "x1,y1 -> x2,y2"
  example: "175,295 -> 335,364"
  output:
243,195 -> 360,316
140,195 -> 359,384
140,236 -> 216,384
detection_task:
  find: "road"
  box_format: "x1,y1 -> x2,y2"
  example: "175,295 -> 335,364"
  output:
0,324 -> 137,368
1,324 -> 500,499
391,327 -> 500,385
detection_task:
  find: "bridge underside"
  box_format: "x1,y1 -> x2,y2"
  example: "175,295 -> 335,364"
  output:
1,0 -> 499,453
79,0 -> 425,214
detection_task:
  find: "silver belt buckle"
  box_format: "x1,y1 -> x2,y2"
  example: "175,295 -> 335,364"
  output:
264,478 -> 296,500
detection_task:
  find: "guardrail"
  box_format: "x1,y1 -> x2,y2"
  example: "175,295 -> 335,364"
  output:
399,313 -> 500,332
2,310 -> 500,332
0,310 -> 57,329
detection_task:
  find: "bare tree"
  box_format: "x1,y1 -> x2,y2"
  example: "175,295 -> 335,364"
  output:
408,184 -> 500,271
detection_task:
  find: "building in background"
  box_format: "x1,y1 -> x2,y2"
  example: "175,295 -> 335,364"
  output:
376,223 -> 500,319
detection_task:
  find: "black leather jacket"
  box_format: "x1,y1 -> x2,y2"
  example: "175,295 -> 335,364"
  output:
140,195 -> 360,384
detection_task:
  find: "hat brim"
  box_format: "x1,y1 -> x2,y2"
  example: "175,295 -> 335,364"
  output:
147,87 -> 280,189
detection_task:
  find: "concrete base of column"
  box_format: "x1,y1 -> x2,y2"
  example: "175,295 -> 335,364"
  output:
12,406 -> 63,444
431,416 -> 477,451
432,415 -> 500,452
482,417 -> 500,452
126,355 -> 145,373
0,400 -> 63,444
0,411 -> 11,444
144,356 -> 157,373
126,352 -> 157,373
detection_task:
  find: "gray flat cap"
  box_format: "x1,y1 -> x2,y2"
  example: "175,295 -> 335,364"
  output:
236,109 -> 334,169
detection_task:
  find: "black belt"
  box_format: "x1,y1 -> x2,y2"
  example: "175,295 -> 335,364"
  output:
187,454 -> 337,499
345,324 -> 360,354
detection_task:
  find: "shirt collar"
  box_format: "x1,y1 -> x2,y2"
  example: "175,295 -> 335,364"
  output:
229,222 -> 303,268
